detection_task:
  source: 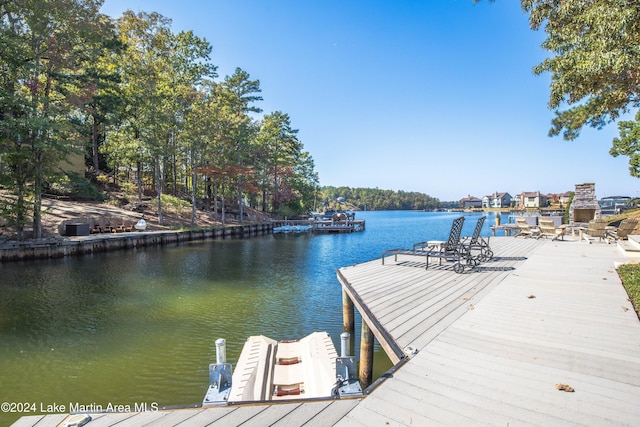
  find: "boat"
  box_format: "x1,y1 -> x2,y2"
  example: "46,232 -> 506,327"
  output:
203,331 -> 362,406
273,224 -> 312,233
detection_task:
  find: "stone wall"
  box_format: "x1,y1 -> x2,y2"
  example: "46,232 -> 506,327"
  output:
0,223 -> 273,262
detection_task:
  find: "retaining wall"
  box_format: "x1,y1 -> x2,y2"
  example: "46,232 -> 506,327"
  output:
0,223 -> 273,262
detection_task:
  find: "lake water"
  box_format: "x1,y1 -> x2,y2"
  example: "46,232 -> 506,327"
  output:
0,210 -> 503,425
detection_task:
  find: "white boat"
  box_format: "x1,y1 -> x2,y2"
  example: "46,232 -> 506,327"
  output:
273,224 -> 312,233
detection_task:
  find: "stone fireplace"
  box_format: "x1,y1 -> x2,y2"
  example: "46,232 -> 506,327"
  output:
570,182 -> 601,224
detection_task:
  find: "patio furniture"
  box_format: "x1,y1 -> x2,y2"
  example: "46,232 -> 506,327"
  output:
90,223 -> 105,234
382,216 -> 471,273
605,218 -> 638,243
460,216 -> 493,262
537,217 -> 565,241
585,218 -> 610,243
514,217 -> 539,238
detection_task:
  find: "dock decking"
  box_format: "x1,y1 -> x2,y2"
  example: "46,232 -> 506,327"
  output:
13,237 -> 640,426
335,236 -> 640,426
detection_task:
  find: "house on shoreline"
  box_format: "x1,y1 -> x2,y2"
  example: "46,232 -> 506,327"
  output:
460,195 -> 482,209
482,192 -> 512,209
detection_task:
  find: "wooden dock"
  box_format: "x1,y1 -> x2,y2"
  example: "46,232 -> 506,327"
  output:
272,219 -> 365,233
312,219 -> 365,233
13,236 -> 640,426
336,237 -> 640,425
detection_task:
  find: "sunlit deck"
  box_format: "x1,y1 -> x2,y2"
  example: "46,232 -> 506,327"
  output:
335,236 -> 640,425
13,236 -> 640,426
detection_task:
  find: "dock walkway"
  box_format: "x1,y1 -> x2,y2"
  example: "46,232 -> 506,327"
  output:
336,236 -> 640,426
13,237 -> 640,426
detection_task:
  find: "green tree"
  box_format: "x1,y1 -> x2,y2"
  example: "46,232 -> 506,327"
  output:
194,79 -> 256,224
217,68 -> 262,223
283,151 -> 319,215
520,0 -> 640,176
257,111 -> 304,215
611,110 -> 640,177
163,29 -> 216,197
318,186 -> 439,211
0,0 -> 110,239
111,11 -> 214,225
65,16 -> 124,177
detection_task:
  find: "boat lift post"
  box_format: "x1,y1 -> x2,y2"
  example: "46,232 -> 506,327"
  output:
202,338 -> 233,406
340,332 -> 350,357
335,332 -> 363,397
216,338 -> 226,364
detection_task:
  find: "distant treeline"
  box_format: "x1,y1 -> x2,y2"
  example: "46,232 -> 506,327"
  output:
318,186 -> 460,211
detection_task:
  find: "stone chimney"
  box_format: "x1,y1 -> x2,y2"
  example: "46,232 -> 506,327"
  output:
569,182 -> 601,224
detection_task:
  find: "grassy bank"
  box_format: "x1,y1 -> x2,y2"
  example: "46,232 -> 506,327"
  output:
618,263 -> 640,319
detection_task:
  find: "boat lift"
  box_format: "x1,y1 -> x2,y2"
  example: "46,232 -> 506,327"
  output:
203,332 -> 362,406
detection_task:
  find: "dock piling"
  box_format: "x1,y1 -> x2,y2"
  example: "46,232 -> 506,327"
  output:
359,321 -> 374,387
342,289 -> 354,334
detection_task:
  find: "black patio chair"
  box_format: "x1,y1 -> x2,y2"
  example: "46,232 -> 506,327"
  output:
460,216 -> 493,263
382,216 -> 472,273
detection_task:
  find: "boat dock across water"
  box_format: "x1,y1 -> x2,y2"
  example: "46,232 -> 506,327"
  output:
272,217 -> 365,234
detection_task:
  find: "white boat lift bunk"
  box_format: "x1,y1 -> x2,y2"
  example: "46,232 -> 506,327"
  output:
203,331 -> 362,406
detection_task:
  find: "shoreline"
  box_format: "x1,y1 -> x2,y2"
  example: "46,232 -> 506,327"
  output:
0,223 -> 273,262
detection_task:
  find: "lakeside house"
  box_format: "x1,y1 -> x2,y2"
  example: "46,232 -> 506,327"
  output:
482,192 -> 512,209
515,191 -> 547,209
559,191 -> 572,206
463,187 -> 634,213
460,195 -> 482,209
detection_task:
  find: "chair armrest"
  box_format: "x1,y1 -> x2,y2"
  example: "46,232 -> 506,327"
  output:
412,241 -> 428,251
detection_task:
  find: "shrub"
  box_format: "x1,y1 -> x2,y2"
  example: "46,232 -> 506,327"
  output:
160,194 -> 190,212
49,172 -> 105,201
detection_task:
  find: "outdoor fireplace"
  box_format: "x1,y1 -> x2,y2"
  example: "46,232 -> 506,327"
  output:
569,182 -> 601,224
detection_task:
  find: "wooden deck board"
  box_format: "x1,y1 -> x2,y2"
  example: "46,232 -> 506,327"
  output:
274,399 -> 361,427
97,411 -> 167,426
231,403 -> 302,426
9,414 -> 67,427
409,341 -> 638,424
366,363 -> 539,426
174,406 -> 242,426
143,409 -> 211,426
72,412 -> 138,427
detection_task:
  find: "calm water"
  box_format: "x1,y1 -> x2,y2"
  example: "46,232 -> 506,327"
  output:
0,211 -> 501,424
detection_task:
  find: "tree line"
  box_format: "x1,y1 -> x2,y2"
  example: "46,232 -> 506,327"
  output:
0,1 -> 318,239
319,186 -> 443,211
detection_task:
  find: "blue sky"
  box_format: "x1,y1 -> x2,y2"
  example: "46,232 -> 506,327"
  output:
100,0 -> 639,201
